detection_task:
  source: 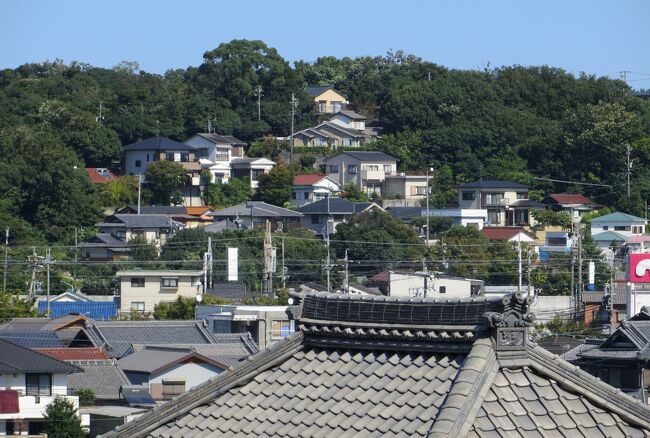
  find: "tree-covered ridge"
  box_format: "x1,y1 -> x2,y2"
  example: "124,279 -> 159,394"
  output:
1,39 -> 650,244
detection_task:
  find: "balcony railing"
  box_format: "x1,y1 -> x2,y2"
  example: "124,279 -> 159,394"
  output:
481,197 -> 510,207
361,169 -> 385,181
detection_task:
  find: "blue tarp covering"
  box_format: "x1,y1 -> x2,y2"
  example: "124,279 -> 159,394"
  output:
38,300 -> 117,320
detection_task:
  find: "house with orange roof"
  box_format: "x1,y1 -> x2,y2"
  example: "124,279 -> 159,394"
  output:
290,173 -> 341,208
480,226 -> 536,243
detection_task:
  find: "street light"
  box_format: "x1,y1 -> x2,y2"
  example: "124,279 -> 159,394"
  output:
426,167 -> 433,244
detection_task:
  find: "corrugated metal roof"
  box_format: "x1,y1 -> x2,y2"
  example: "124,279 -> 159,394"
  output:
38,301 -> 117,320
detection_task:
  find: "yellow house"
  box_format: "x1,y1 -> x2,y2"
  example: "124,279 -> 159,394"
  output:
306,85 -> 348,114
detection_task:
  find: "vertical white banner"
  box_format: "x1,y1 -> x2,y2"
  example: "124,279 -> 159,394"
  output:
227,247 -> 238,282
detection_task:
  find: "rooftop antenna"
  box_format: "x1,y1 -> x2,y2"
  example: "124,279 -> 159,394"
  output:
290,93 -> 299,164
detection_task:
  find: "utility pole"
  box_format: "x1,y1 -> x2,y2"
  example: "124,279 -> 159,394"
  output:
3,226 -> 8,293
343,249 -> 349,293
27,248 -> 43,299
422,258 -> 429,297
577,223 -> 583,320
517,234 -> 522,293
289,93 -> 299,165
620,70 -> 631,84
324,195 -> 333,292
526,249 -> 532,296
627,143 -> 632,197
253,85 -> 263,121
95,101 -> 104,125
425,167 -> 433,244
281,236 -> 286,289
137,174 -> 143,214
45,249 -> 52,316
263,221 -> 276,296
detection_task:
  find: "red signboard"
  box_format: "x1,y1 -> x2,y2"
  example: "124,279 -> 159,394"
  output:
629,254 -> 650,283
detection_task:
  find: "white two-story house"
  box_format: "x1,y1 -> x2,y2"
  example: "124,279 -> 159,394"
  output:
184,133 -> 247,184
0,339 -> 82,435
291,174 -> 341,208
325,152 -> 397,197
457,180 -> 541,227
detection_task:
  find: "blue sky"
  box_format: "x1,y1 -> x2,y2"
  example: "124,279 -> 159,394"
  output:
2,0 -> 649,86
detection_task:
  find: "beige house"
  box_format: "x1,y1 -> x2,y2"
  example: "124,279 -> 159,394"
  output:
117,270 -> 204,314
384,173 -> 429,205
325,151 -> 397,196
306,86 -> 348,114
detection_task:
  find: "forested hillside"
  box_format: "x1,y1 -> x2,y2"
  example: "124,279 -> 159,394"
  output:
1,39 -> 650,244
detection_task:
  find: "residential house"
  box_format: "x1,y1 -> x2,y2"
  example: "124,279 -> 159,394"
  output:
383,173 -> 429,206
102,292 -> 650,438
388,207 -> 488,229
480,226 -> 536,243
582,285 -> 627,327
591,212 -> 646,239
116,205 -> 213,229
123,137 -> 204,205
0,339 -> 82,435
293,109 -> 381,148
208,201 -> 302,231
290,174 -> 341,208
325,151 -> 397,196
37,294 -> 118,320
295,197 -> 380,235
84,320 -> 231,359
86,167 -> 118,184
196,305 -> 295,350
306,85 -> 348,114
229,157 -> 275,189
457,180 -> 543,227
185,133 -> 246,184
117,347 -> 229,401
80,214 -> 177,260
0,315 -> 93,348
592,230 -> 628,256
379,271 -> 485,297
627,235 -> 650,254
116,270 -> 204,314
543,193 -> 604,219
538,231 -> 575,261
564,309 -> 650,402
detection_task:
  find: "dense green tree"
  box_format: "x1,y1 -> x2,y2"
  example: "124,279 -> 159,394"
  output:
101,176 -> 139,208
203,177 -> 251,208
128,236 -> 159,262
255,165 -> 294,206
144,161 -> 187,205
43,397 -> 85,438
154,295 -> 231,320
0,294 -> 37,322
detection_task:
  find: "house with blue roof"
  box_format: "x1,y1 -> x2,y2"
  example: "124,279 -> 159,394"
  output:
590,212 -> 646,256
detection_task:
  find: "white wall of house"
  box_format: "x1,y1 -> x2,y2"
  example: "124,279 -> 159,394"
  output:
529,295 -> 571,323
329,114 -> 365,131
0,373 -> 79,422
290,179 -> 341,208
149,362 -> 224,391
591,221 -> 646,238
124,150 -> 153,176
118,271 -> 203,313
326,156 -> 397,193
388,272 -> 482,298
423,208 -> 488,230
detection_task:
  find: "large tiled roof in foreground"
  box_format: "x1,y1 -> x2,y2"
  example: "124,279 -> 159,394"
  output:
102,293 -> 650,438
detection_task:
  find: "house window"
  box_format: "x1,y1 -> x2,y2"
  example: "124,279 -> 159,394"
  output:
415,186 -> 427,195
26,373 -> 52,397
633,226 -> 644,234
251,169 -> 265,181
547,237 -> 567,246
329,165 -> 339,173
461,191 -> 476,201
181,153 -> 189,163
348,165 -> 358,174
135,160 -> 142,168
166,153 -> 174,161
305,192 -> 311,200
161,278 -> 178,288
516,192 -> 527,199
602,226 -> 609,230
271,320 -> 294,339
131,302 -> 145,312
384,165 -> 392,174
515,209 -> 529,225
487,209 -> 500,224
311,215 -> 322,225
291,192 -> 297,200
366,165 -> 379,171
614,226 -> 630,231
161,379 -> 186,401
439,286 -> 447,294
131,277 -> 145,287
146,154 -> 150,162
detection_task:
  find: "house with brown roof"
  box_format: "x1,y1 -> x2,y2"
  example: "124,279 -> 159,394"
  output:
290,174 -> 341,208
86,168 -> 118,184
543,193 -> 604,219
480,226 -> 536,243
101,292 -> 650,438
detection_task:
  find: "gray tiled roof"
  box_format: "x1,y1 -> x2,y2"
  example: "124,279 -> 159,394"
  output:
328,151 -> 397,162
123,137 -> 200,152
86,320 -> 218,358
118,348 -> 205,374
194,133 -> 246,146
209,201 -> 302,218
0,338 -> 80,374
130,342 -> 255,368
68,360 -> 130,400
0,331 -> 65,348
306,85 -> 334,96
103,214 -> 173,229
101,293 -> 650,438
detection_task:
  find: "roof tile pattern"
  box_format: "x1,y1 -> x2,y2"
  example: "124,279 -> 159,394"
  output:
469,367 -> 648,437
68,360 -> 130,400
148,347 -> 466,437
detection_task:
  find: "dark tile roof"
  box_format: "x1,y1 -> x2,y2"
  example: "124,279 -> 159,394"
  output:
386,206 -> 422,220
332,109 -> 366,120
0,331 -> 65,348
295,197 -> 376,215
117,205 -> 187,215
123,137 -> 200,152
457,180 -> 530,189
194,133 -> 246,146
85,320 -> 219,358
0,338 -> 81,374
118,348 -> 228,374
130,339 -> 257,368
102,214 -> 173,229
102,292 -> 650,438
306,85 -> 335,96
328,151 -> 397,162
202,219 -> 248,233
68,359 -> 130,400
209,201 -> 302,218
